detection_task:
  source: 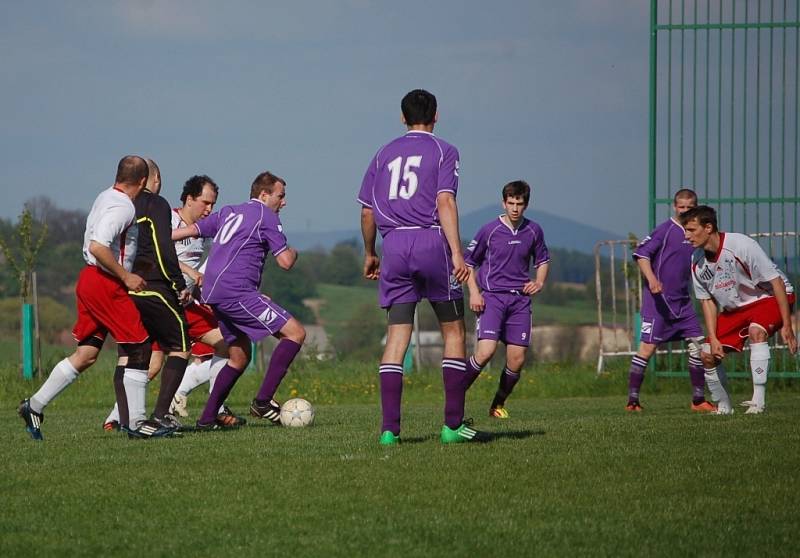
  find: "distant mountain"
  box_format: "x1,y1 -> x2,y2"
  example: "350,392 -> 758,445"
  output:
291,206 -> 621,254
460,206 -> 621,254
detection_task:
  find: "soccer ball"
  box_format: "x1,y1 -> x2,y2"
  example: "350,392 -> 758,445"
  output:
279,398 -> 315,427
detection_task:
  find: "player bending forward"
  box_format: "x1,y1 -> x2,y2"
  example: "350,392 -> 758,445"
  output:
682,205 -> 797,414
173,171 -> 306,430
625,189 -> 716,412
359,89 -> 483,445
18,156 -> 173,439
461,180 -> 549,418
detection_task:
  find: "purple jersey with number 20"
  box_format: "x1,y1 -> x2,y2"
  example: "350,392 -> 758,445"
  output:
358,131 -> 463,307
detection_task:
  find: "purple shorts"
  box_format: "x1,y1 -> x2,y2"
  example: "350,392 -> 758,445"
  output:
476,292 -> 531,347
379,227 -> 463,309
639,311 -> 703,345
210,293 -> 291,344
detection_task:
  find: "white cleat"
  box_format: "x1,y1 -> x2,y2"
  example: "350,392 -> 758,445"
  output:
715,400 -> 735,415
169,393 -> 189,417
744,405 -> 765,414
739,399 -> 756,408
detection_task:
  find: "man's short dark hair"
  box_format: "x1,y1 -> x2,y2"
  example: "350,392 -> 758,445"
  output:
673,188 -> 698,204
181,175 -> 219,204
502,180 -> 531,206
115,155 -> 148,186
401,89 -> 437,126
250,171 -> 285,199
680,205 -> 718,232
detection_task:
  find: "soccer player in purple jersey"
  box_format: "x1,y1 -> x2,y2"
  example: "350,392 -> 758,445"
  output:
462,181 -> 550,418
173,171 -> 306,430
359,89 -> 483,445
625,188 -> 716,413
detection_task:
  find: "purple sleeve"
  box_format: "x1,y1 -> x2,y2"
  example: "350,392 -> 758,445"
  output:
465,226 -> 487,268
262,215 -> 289,256
195,211 -> 221,239
437,145 -> 460,196
633,222 -> 667,261
357,155 -> 377,208
531,224 -> 550,268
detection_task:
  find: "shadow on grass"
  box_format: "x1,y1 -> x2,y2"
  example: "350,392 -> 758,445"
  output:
483,429 -> 546,442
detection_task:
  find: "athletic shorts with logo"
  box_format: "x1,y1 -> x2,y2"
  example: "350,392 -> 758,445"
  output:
476,291 -> 531,347
714,294 -> 795,351
72,265 -> 149,344
639,312 -> 703,344
210,292 -> 291,344
130,282 -> 190,353
379,227 -> 463,309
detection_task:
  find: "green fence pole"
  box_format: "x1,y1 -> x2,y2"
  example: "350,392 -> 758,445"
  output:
22,303 -> 35,380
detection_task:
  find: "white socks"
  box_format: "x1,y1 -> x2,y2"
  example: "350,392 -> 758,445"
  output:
749,342 -> 770,408
176,359 -> 212,397
30,358 -> 79,414
123,369 -> 149,429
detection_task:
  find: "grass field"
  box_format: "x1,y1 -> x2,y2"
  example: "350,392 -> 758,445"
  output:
2,349 -> 799,557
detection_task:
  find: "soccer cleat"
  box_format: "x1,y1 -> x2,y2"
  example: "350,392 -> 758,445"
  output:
690,401 -> 717,413
216,407 -> 247,428
379,431 -> 400,446
123,419 -> 179,439
744,405 -> 765,415
625,401 -> 644,412
103,420 -> 120,432
150,413 -> 186,431
18,399 -> 44,441
441,420 -> 487,444
169,393 -> 189,418
489,406 -> 510,419
249,398 -> 281,424
714,400 -> 735,415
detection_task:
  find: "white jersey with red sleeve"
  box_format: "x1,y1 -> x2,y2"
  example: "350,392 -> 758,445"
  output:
691,232 -> 794,311
171,208 -> 211,290
82,187 -> 138,273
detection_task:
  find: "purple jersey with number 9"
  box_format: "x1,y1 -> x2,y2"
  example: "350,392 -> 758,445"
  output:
357,131 -> 460,237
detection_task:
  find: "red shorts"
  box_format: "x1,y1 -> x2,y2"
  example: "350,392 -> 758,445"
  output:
714,294 -> 795,351
185,301 -> 218,340
72,266 -> 149,344
191,342 -> 214,357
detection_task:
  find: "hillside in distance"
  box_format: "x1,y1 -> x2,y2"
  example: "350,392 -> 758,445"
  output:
291,204 -> 623,254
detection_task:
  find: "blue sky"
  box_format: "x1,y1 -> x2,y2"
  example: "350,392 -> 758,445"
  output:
0,1 -> 649,237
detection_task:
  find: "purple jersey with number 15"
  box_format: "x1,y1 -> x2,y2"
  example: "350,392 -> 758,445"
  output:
357,131 -> 459,237
194,200 -> 288,304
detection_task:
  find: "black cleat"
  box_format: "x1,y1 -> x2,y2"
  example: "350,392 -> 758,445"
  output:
123,419 -> 179,439
150,413 -> 187,432
218,406 -> 247,428
249,398 -> 281,424
19,399 -> 44,441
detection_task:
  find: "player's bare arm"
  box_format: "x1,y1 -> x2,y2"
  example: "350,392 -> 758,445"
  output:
524,262 -> 550,296
172,225 -> 199,242
466,267 -> 484,313
699,298 -> 724,359
275,247 -> 298,270
88,240 -> 146,292
436,192 -> 468,283
179,261 -> 203,287
769,276 -> 798,354
636,258 -> 663,294
360,206 -> 380,280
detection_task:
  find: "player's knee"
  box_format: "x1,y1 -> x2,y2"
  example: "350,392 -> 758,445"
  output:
507,354 -> 525,370
119,342 -> 152,370
287,321 -> 306,345
748,326 -> 768,343
474,346 -> 495,366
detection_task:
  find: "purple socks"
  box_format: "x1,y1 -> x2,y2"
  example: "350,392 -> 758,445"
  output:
379,364 -> 404,435
442,358 -> 467,429
199,363 -> 244,424
256,339 -> 302,402
627,355 -> 649,403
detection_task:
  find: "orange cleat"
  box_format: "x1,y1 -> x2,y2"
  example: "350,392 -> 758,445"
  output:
691,401 -> 717,413
625,401 -> 643,412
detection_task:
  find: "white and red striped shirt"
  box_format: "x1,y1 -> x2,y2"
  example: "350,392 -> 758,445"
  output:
691,232 -> 793,311
82,187 -> 138,273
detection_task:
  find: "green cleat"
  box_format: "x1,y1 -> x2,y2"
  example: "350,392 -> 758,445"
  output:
440,421 -> 484,444
379,431 -> 400,446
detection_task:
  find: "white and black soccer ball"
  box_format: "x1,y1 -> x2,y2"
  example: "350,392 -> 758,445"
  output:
279,398 -> 315,427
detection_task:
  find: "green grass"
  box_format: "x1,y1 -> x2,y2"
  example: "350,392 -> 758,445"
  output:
533,298 -> 597,325
2,354 -> 799,557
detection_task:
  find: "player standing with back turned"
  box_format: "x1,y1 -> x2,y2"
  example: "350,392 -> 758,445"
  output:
359,89 -> 483,445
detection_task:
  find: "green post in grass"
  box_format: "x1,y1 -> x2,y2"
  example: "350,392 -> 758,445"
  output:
21,303 -> 35,380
